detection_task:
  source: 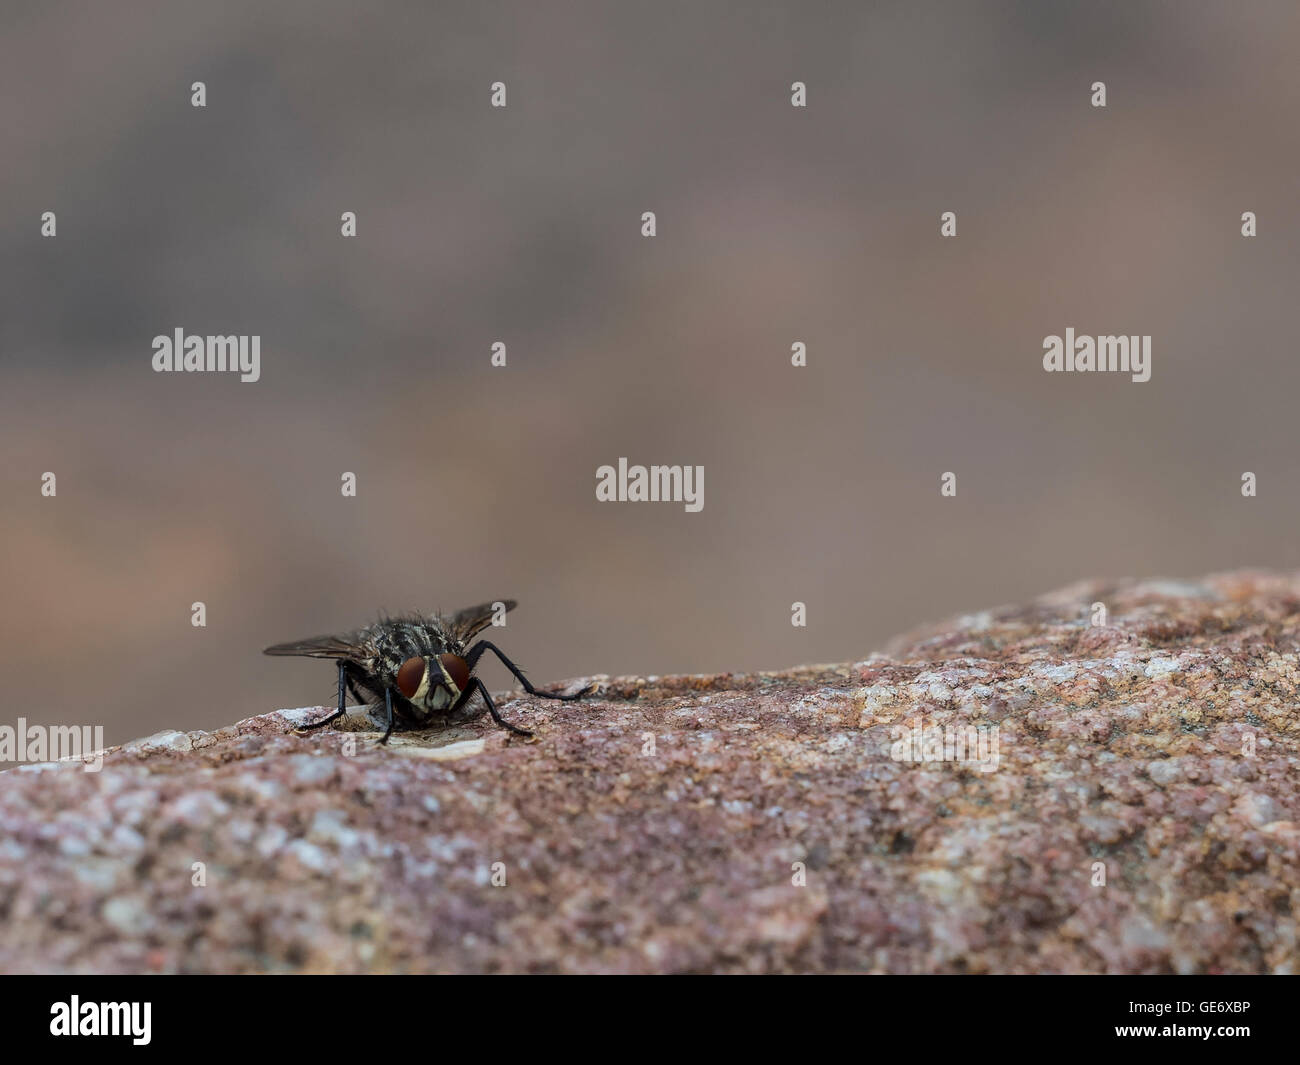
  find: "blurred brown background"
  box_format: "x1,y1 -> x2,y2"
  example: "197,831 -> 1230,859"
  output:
3,1 -> 1299,753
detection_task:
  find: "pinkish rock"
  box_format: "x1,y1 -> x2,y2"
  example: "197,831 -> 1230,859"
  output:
1,570 -> 1298,973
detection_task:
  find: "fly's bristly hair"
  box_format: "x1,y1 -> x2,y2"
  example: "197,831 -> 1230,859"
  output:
264,599 -> 583,742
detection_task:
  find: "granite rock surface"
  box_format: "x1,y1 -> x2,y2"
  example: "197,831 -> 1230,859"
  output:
2,571 -> 1298,973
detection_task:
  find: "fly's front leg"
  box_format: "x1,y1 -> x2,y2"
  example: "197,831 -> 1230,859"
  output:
448,676 -> 533,737
379,687 -> 395,745
464,641 -> 585,701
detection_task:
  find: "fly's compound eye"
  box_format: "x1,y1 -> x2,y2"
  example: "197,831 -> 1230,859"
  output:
438,654 -> 470,694
396,657 -> 428,700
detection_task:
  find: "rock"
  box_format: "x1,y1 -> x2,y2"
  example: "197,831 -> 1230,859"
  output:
1,570 -> 1297,973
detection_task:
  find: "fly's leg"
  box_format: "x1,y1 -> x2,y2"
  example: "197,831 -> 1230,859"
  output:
448,676 -> 533,737
464,641 -> 585,701
379,687 -> 395,745
294,660 -> 349,734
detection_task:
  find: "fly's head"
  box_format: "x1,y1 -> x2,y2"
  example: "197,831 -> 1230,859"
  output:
394,653 -> 472,712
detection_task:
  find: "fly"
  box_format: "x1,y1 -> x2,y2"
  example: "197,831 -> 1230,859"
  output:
263,599 -> 583,743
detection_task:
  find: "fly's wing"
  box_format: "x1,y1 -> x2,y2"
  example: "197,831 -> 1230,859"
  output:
444,599 -> 517,643
262,633 -> 362,660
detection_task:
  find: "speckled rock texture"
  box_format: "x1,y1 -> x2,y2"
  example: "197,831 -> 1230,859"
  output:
3,571 -> 1298,973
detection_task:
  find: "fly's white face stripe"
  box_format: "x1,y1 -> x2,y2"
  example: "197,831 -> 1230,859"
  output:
410,658 -> 433,706
411,656 -> 462,710
433,655 -> 463,704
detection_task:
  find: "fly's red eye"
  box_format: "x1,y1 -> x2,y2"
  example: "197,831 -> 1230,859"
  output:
396,657 -> 427,699
439,654 -> 470,693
